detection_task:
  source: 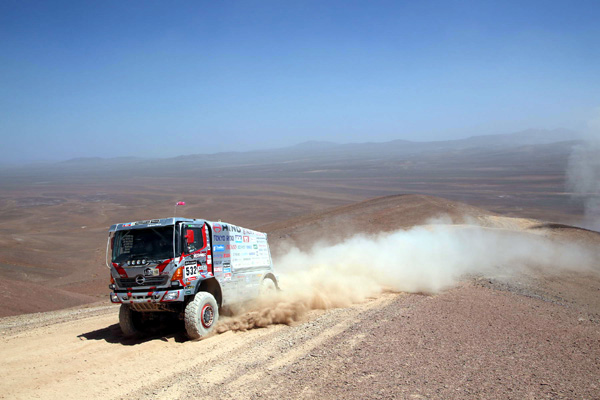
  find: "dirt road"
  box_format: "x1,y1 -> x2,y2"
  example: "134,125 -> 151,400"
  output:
2,280 -> 599,400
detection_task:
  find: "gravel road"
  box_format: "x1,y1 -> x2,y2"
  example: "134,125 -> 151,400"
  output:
1,278 -> 599,400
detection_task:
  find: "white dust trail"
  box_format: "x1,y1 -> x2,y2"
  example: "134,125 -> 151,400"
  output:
215,222 -> 598,333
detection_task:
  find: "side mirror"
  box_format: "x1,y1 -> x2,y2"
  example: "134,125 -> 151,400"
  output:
185,229 -> 194,245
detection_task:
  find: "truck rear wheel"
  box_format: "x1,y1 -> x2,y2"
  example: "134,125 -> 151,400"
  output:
119,304 -> 144,337
260,276 -> 278,296
184,291 -> 219,340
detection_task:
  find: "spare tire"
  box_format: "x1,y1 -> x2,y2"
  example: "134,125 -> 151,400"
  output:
184,291 -> 219,340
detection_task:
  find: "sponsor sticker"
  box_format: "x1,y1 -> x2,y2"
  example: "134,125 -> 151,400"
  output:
214,267 -> 223,273
213,223 -> 222,233
144,267 -> 159,276
185,260 -> 197,266
224,272 -> 232,281
243,236 -> 250,243
223,267 -> 231,273
214,245 -> 225,252
235,235 -> 242,243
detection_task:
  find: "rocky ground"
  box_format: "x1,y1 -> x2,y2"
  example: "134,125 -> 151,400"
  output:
1,274 -> 599,399
1,195 -> 598,399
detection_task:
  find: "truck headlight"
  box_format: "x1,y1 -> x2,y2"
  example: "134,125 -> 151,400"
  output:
163,291 -> 179,301
110,293 -> 120,303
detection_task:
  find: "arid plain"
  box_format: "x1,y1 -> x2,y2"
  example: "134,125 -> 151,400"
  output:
1,131 -> 599,399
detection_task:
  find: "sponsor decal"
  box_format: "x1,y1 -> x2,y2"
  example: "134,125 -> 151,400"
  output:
221,224 -> 242,233
213,223 -> 222,233
224,272 -> 232,281
185,260 -> 197,266
226,244 -> 237,250
214,267 -> 223,273
214,234 -> 235,241
214,245 -> 225,252
213,253 -> 223,259
223,253 -> 231,258
253,244 -> 258,249
235,235 -> 242,243
185,289 -> 193,295
223,267 -> 231,273
243,236 -> 250,243
187,276 -> 197,281
144,267 -> 159,276
193,253 -> 206,259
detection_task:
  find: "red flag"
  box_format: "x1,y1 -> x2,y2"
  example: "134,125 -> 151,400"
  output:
176,201 -> 186,206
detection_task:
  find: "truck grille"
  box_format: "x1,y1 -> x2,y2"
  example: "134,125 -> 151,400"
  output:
116,276 -> 169,288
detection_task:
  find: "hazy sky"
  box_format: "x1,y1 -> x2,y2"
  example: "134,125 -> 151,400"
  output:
1,0 -> 599,163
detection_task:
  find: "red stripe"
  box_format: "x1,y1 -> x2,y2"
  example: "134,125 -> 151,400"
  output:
112,262 -> 128,278
157,258 -> 173,273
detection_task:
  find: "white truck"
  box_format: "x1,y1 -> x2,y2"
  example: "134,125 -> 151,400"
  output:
106,217 -> 278,339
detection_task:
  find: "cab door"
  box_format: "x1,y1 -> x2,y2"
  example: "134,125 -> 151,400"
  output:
182,223 -> 212,279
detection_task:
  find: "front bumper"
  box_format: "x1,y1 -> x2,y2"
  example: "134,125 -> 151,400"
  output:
110,289 -> 185,304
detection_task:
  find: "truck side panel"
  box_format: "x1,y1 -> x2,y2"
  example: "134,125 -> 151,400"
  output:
209,222 -> 273,305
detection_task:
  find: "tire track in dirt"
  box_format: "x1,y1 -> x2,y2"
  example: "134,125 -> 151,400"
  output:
0,293 -> 399,400
129,293 -> 400,400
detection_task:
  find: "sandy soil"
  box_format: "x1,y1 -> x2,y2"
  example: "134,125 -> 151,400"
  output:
0,194 -> 598,399
1,276 -> 598,400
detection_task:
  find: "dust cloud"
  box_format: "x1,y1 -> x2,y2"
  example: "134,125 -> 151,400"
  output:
567,114 -> 600,230
215,222 -> 598,334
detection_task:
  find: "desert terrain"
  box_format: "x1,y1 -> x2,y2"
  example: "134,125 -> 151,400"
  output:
0,131 -> 599,399
0,194 -> 599,399
0,130 -> 589,316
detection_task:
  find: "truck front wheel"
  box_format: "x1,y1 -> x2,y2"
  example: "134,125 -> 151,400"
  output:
184,291 -> 219,340
119,304 -> 144,337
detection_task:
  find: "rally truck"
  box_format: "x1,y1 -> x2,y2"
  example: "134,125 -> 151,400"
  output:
106,217 -> 278,339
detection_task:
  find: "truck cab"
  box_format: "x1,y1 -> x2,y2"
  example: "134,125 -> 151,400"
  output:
107,217 -> 278,339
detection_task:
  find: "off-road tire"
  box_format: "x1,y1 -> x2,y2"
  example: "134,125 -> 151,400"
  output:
259,276 -> 278,296
119,304 -> 143,337
185,291 -> 219,340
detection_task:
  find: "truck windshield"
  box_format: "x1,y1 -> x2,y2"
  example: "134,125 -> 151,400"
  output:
112,226 -> 174,263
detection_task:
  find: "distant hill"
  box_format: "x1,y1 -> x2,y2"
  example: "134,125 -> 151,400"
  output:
0,128 -> 582,180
